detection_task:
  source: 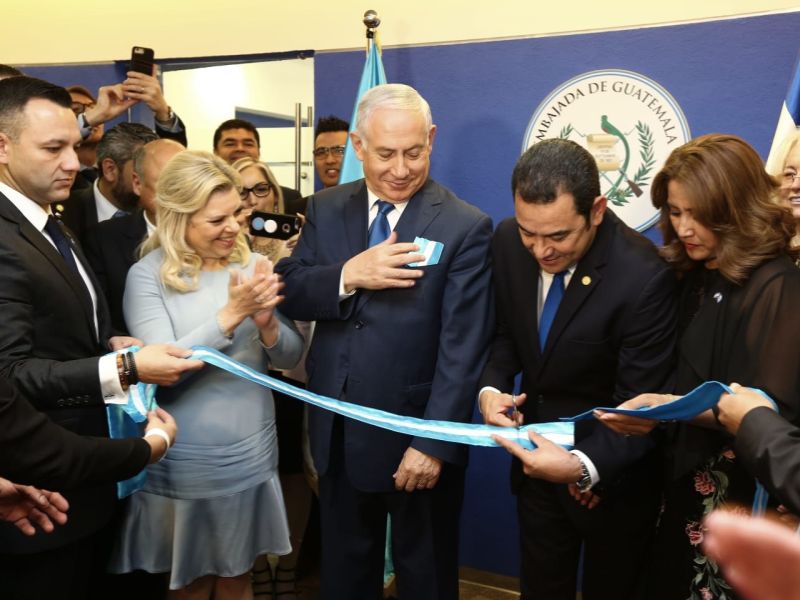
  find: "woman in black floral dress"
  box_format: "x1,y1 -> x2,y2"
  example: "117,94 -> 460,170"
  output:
599,134 -> 800,600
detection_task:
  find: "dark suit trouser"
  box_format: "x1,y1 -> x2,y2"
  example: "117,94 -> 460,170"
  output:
319,417 -> 464,600
517,477 -> 660,600
0,524 -> 114,600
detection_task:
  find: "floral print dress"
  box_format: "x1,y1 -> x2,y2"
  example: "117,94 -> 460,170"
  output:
640,259 -> 800,600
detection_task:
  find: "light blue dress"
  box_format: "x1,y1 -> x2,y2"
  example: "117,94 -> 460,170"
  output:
108,249 -> 303,589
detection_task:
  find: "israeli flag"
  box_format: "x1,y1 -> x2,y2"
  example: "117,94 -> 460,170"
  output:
766,50 -> 800,173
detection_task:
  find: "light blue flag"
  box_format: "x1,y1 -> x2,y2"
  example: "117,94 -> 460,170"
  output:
766,49 -> 800,172
338,41 -> 387,184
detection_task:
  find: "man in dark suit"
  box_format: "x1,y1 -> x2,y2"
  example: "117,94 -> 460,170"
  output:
714,384 -> 800,514
212,117 -> 306,215
0,75 -> 202,599
276,83 -> 493,600
58,122 -> 158,244
0,374 -> 177,537
83,138 -> 184,334
481,139 -> 676,600
67,73 -> 187,192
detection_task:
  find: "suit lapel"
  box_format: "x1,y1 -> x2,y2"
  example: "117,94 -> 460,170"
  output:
537,213 -> 614,365
393,180 -> 442,243
354,179 -> 441,313
343,182 -> 369,260
0,194 -> 98,339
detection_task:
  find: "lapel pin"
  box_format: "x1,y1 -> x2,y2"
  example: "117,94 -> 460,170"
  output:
581,276 -> 591,286
713,292 -> 723,303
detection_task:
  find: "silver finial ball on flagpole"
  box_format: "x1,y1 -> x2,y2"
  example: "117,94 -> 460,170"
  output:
363,10 -> 380,29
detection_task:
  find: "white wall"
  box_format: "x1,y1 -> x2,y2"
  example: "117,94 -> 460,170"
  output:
8,1 -> 800,65
163,58 -> 315,195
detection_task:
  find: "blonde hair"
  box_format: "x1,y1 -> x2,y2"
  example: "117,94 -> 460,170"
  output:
769,129 -> 800,178
140,150 -> 251,292
230,157 -> 285,213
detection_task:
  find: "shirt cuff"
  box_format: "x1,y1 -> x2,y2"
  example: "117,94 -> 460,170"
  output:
338,268 -> 357,301
570,449 -> 600,490
155,110 -> 181,132
99,353 -> 127,404
478,386 -> 501,401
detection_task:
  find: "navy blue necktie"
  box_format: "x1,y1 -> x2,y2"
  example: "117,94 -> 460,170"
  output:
112,209 -> 128,219
367,200 -> 395,248
44,216 -> 83,278
539,271 -> 567,350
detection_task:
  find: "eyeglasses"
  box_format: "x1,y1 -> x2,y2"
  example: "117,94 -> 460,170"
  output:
782,172 -> 800,186
70,101 -> 95,116
240,183 -> 273,199
313,145 -> 346,158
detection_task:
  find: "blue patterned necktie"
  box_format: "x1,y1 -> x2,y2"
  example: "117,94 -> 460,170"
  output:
112,209 -> 128,219
367,200 -> 395,247
539,270 -> 567,350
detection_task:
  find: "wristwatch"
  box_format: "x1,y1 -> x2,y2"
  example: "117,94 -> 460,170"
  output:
576,458 -> 592,493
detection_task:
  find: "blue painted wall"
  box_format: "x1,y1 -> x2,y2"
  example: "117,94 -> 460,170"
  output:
314,13 -> 800,575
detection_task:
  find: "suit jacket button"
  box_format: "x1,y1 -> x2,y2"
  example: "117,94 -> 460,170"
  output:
537,394 -> 544,404
354,320 -> 364,329
56,399 -> 65,407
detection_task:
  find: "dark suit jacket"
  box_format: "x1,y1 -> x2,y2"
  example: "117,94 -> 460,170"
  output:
56,184 -> 96,245
736,407 -> 800,514
155,114 -> 188,147
58,116 -> 186,242
276,178 -> 494,492
0,376 -> 150,490
480,211 -> 677,489
83,211 -> 148,335
0,192 -> 119,553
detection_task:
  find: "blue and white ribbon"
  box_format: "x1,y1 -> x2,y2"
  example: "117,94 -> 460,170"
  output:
190,346 -> 574,451
113,345 -> 775,514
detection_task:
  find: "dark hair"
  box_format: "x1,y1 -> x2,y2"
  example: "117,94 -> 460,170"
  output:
652,133 -> 794,284
0,64 -> 24,80
315,115 -> 349,139
0,76 -> 72,139
96,122 -> 158,167
511,138 -> 601,219
213,119 -> 260,150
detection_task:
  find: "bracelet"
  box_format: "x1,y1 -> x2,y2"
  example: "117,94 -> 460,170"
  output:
126,351 -> 140,385
116,352 -> 129,392
144,427 -> 172,457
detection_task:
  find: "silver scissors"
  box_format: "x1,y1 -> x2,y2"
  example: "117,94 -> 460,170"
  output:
511,394 -> 521,429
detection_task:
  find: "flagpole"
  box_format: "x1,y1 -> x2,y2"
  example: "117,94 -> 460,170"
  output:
363,9 -> 381,53
338,9 -> 388,184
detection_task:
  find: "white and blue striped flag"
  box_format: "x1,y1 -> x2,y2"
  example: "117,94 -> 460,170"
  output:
766,51 -> 800,172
